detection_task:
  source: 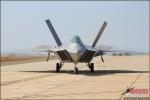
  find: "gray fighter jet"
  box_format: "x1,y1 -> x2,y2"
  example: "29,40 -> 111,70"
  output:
45,19 -> 108,74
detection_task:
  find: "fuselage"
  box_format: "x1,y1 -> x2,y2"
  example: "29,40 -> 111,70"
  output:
66,35 -> 96,63
66,35 -> 85,63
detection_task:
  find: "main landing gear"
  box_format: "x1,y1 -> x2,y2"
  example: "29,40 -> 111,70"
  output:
88,63 -> 94,72
56,62 -> 63,72
55,62 -> 94,74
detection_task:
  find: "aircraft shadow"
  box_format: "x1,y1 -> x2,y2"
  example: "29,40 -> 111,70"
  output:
20,69 -> 149,76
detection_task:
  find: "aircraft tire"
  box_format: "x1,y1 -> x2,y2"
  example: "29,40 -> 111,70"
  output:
56,63 -> 60,72
90,63 -> 94,72
74,68 -> 78,74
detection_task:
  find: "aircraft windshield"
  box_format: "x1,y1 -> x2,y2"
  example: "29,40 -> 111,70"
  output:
70,35 -> 83,43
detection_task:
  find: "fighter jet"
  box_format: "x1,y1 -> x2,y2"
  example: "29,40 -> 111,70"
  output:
45,19 -> 107,74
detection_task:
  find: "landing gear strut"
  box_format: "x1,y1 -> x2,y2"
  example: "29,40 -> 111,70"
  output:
74,64 -> 78,74
88,63 -> 94,72
74,68 -> 78,74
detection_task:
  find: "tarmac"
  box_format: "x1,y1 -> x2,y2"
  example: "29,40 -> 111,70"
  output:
1,56 -> 149,99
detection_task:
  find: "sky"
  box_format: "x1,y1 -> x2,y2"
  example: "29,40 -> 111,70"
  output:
1,1 -> 149,53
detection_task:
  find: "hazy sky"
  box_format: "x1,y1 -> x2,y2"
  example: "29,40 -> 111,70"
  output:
1,1 -> 149,53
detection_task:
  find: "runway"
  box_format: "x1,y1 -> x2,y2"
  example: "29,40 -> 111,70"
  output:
1,56 -> 149,99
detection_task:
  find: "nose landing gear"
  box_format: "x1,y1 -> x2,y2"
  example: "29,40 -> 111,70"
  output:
74,64 -> 78,74
74,67 -> 78,74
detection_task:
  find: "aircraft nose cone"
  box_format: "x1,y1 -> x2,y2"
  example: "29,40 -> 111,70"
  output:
73,49 -> 82,53
68,43 -> 85,54
67,42 -> 86,63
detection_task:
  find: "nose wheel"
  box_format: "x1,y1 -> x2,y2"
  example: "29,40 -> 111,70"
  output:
88,63 -> 94,72
74,64 -> 78,74
74,67 -> 78,74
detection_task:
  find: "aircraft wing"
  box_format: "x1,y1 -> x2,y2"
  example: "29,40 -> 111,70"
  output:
29,49 -> 55,53
95,49 -> 146,56
95,49 -> 146,63
32,47 -> 73,62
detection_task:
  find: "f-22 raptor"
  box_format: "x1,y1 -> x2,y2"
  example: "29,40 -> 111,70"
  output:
45,19 -> 108,74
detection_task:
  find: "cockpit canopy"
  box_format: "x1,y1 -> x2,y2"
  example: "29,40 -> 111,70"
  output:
70,35 -> 83,44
